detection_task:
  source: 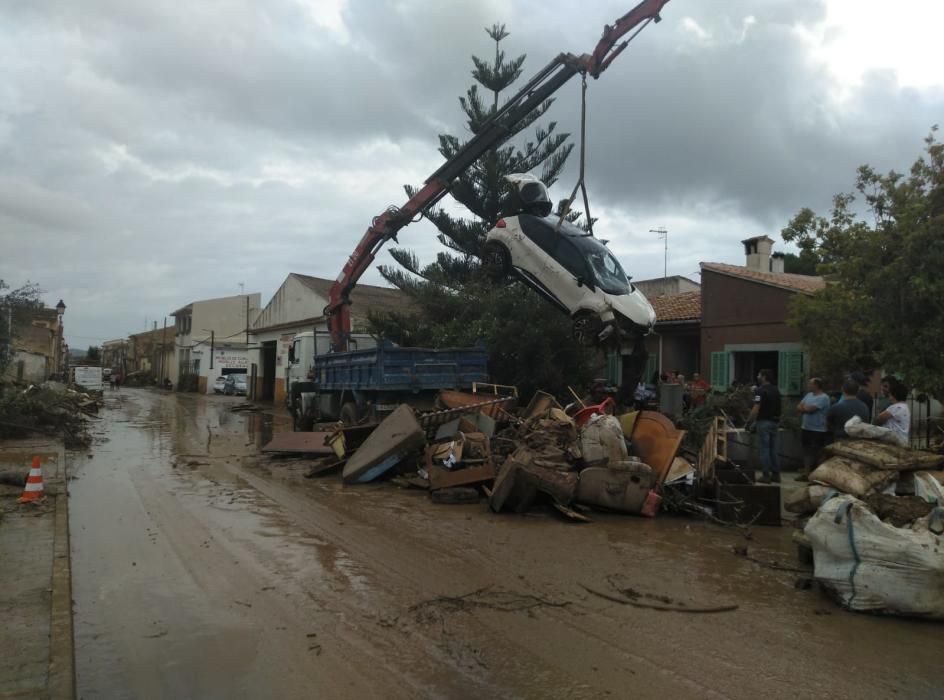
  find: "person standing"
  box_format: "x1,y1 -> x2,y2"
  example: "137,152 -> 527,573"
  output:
827,379 -> 870,441
874,376 -> 895,418
875,382 -> 911,447
748,369 -> 782,483
796,378 -> 831,480
690,372 -> 710,408
849,371 -> 874,419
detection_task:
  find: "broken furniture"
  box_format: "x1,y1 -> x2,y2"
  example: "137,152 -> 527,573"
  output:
342,405 -> 426,484
630,410 -> 686,486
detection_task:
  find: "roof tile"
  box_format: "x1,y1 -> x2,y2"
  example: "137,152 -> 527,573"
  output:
650,291 -> 701,323
700,262 -> 825,294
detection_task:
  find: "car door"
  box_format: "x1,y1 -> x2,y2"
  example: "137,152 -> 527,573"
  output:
513,216 -> 569,309
548,236 -> 595,314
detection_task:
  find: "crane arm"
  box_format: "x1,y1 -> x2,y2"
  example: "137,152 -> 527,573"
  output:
325,0 -> 671,352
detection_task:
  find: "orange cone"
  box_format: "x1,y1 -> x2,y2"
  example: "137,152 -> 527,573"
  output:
18,456 -> 45,503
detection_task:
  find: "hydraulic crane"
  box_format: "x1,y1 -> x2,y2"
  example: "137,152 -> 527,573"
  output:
325,0 -> 671,352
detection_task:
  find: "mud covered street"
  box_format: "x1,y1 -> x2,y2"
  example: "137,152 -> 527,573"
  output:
70,389 -> 941,699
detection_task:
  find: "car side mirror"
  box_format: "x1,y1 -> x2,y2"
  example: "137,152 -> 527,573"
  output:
288,346 -> 295,363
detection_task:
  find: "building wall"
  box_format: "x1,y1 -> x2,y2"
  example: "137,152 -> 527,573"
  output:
171,293 -> 261,387
5,351 -> 47,383
190,293 -> 261,347
252,277 -> 322,331
200,346 -> 249,394
634,276 -> 700,298
643,325 -> 700,379
699,270 -> 804,372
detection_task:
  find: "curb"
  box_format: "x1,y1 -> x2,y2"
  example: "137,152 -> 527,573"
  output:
48,484 -> 75,699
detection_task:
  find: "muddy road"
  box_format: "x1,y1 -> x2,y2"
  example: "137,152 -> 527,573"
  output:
70,389 -> 941,699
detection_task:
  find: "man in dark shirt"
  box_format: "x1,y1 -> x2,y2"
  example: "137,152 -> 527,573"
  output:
748,369 -> 782,483
828,379 -> 871,440
849,371 -> 874,420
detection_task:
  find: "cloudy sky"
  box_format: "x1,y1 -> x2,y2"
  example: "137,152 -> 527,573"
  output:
2,0 -> 942,349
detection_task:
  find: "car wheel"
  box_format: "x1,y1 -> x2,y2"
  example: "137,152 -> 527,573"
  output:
572,312 -> 603,346
482,241 -> 511,281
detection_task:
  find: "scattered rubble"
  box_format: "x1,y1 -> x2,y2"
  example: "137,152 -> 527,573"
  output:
0,385 -> 100,447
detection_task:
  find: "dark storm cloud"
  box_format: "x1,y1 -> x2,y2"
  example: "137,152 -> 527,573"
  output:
1,0 -> 942,345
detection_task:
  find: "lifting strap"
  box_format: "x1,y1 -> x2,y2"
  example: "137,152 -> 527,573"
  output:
556,74 -> 594,236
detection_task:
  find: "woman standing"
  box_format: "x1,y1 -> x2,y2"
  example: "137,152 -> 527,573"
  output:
796,377 -> 830,480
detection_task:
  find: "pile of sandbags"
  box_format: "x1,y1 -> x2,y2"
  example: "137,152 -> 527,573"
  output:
785,440 -> 944,517
788,438 -> 944,619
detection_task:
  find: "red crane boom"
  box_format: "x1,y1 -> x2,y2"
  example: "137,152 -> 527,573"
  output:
325,0 -> 671,352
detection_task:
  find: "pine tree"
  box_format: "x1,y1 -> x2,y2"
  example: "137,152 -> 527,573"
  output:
370,25 -> 596,399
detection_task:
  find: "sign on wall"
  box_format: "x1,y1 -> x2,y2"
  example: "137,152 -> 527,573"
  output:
214,351 -> 248,369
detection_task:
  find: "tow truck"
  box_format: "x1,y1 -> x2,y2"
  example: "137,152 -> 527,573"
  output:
289,0 -> 670,428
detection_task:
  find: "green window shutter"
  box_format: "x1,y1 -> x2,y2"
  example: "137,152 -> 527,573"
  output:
710,351 -> 730,391
606,353 -> 620,385
778,351 -> 804,395
644,353 -> 658,385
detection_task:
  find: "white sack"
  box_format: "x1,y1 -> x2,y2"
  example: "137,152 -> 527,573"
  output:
805,494 -> 944,619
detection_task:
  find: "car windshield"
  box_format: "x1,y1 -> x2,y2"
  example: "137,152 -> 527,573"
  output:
233,376 -> 246,385
568,234 -> 631,295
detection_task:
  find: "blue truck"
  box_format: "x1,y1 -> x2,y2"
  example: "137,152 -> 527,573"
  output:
286,331 -> 488,430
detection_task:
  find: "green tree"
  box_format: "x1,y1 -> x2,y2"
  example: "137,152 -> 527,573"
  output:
85,346 -> 101,363
781,251 -> 819,275
0,280 -> 43,376
371,24 -> 597,398
782,128 -> 944,393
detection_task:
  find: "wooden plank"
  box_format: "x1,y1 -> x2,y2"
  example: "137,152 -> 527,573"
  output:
262,431 -> 334,455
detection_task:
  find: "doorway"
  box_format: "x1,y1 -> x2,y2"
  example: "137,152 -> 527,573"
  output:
261,341 -> 277,401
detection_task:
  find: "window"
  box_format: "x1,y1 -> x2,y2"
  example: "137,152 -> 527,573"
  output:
585,246 -> 630,295
553,238 -> 590,281
710,351 -> 730,391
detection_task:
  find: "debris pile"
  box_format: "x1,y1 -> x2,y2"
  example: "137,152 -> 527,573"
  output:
787,437 -> 944,619
266,387 -> 692,523
0,385 -> 99,447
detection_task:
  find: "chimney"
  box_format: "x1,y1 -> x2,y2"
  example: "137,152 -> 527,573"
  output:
770,252 -> 785,274
742,235 -> 774,272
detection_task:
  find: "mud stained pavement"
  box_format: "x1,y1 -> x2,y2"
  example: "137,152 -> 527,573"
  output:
70,389 -> 941,700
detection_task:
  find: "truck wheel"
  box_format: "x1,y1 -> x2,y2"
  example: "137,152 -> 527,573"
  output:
340,402 -> 359,426
572,312 -> 603,346
483,242 -> 511,281
294,410 -> 315,432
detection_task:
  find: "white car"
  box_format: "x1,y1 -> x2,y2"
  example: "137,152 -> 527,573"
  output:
212,376 -> 227,394
484,174 -> 655,345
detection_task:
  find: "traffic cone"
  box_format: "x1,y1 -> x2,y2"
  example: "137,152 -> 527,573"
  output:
18,456 -> 45,503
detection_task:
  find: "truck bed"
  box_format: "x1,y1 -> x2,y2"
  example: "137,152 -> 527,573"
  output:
313,343 -> 488,393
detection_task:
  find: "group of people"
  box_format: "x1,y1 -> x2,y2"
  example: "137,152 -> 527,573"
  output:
634,371 -> 711,411
749,370 -> 910,483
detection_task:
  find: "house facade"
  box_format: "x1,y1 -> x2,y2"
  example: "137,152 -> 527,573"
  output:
170,293 -> 261,393
2,302 -> 67,383
701,236 -> 825,396
640,290 -> 701,382
248,274 -> 405,403
128,326 -> 175,382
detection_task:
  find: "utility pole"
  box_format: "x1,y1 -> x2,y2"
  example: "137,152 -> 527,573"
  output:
209,330 -> 215,370
649,227 -> 668,292
160,317 -> 167,385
